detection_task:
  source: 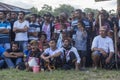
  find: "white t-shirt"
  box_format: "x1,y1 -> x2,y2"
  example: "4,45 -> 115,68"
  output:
60,47 -> 81,63
91,35 -> 114,53
13,20 -> 29,41
43,48 -> 61,56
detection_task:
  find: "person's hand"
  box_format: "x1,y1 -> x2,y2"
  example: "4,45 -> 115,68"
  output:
10,52 -> 15,55
105,57 -> 111,64
98,48 -> 108,57
44,57 -> 50,62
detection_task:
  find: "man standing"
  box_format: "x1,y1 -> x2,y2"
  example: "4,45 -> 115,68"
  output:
0,11 -> 11,50
28,14 -> 40,42
13,11 -> 29,51
91,26 -> 114,69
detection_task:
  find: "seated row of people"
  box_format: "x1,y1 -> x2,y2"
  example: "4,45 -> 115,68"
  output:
0,26 -> 115,71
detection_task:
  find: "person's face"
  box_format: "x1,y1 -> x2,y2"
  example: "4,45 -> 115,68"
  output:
63,40 -> 69,47
44,15 -> 50,21
11,12 -> 17,19
49,41 -> 56,48
0,12 -> 4,19
31,46 -> 37,52
74,11 -> 81,18
99,30 -> 106,37
30,15 -> 36,22
88,13 -> 93,19
12,44 -> 18,51
40,35 -> 46,41
78,23 -> 84,30
6,13 -> 10,20
18,12 -> 24,20
27,44 -> 31,50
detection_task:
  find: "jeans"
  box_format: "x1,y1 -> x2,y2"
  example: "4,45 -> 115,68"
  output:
5,58 -> 22,68
16,41 -> 28,51
0,60 -> 4,68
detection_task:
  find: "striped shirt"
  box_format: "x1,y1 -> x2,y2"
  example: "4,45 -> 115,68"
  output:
0,21 -> 11,43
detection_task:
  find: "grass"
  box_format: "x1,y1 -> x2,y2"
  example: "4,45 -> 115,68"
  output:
0,68 -> 120,80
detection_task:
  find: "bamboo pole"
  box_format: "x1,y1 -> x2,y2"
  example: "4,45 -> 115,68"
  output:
114,23 -> 118,69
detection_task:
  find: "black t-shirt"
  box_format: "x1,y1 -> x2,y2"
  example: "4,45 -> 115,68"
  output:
6,49 -> 21,53
29,49 -> 41,58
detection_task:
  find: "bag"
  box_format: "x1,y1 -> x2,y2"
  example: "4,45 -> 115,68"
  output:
28,57 -> 39,67
17,62 -> 26,70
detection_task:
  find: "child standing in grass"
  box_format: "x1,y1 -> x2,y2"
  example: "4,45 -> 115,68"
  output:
74,21 -> 87,69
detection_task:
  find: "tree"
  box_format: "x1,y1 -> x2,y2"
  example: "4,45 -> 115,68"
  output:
84,8 -> 99,18
30,7 -> 38,14
53,4 -> 74,16
39,4 -> 53,16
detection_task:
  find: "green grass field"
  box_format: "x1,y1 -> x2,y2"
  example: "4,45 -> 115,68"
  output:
0,68 -> 120,80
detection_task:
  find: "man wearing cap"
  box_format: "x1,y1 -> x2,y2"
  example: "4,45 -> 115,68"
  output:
91,26 -> 114,69
40,12 -> 54,41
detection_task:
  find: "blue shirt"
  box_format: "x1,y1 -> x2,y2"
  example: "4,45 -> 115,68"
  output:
0,46 -> 5,58
0,21 -> 11,43
75,30 -> 87,51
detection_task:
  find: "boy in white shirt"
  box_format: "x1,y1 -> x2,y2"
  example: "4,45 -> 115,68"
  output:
41,39 -> 62,70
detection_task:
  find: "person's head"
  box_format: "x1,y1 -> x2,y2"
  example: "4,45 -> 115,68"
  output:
12,42 -> 19,51
71,11 -> 75,19
0,12 -> 5,20
59,12 -> 68,22
18,11 -> 25,20
88,12 -> 94,19
30,14 -> 37,22
107,30 -> 113,38
10,12 -> 17,19
99,26 -> 107,38
38,33 -> 47,41
54,16 -> 59,24
26,43 -> 31,50
44,12 -> 51,21
49,39 -> 57,49
77,20 -> 85,30
63,38 -> 71,48
43,43 -> 49,51
74,9 -> 82,19
31,45 -> 38,52
6,13 -> 11,20
30,40 -> 38,47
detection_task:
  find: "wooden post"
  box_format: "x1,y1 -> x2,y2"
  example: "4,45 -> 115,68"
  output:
117,0 -> 120,10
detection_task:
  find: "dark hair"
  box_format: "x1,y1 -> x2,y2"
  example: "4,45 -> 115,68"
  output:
78,20 -> 85,28
31,14 -> 37,18
44,12 -> 51,17
75,9 -> 82,14
19,11 -> 25,15
38,32 -> 47,40
49,39 -> 57,43
11,41 -> 19,47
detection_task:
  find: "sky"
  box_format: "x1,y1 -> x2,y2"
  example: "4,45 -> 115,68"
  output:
0,0 -> 117,11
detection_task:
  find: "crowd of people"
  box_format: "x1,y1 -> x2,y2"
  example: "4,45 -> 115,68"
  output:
0,8 -> 120,71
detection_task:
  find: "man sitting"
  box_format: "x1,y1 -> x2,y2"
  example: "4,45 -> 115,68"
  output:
3,42 -> 24,68
60,38 -> 81,70
41,39 -> 62,71
91,27 -> 114,69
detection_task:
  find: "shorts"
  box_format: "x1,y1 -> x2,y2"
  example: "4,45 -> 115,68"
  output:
78,50 -> 87,58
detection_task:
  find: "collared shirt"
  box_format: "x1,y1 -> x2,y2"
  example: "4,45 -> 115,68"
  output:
60,47 -> 81,63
